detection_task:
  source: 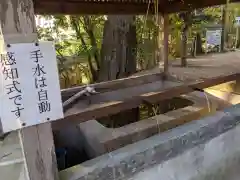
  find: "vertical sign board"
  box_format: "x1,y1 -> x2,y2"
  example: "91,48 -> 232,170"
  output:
206,29 -> 222,46
0,41 -> 63,133
235,17 -> 240,27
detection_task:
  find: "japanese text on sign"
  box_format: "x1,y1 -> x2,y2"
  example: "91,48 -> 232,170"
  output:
1,52 -> 24,119
0,42 -> 63,133
31,50 -> 51,114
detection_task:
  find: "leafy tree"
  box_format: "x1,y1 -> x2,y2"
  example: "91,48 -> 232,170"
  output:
178,9 -> 216,66
37,3 -> 240,87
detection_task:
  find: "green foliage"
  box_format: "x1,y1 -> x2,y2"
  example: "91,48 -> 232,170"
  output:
37,3 -> 240,88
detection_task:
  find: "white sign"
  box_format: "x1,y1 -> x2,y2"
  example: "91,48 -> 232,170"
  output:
0,42 -> 63,133
206,29 -> 222,46
235,17 -> 240,26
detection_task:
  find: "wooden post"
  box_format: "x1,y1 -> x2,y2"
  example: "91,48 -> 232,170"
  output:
156,14 -> 163,68
194,36 -> 197,57
0,1 -> 59,180
163,14 -> 169,76
221,1 -> 229,52
157,13 -> 169,77
235,26 -> 239,49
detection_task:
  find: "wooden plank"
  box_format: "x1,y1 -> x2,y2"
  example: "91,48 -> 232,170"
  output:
0,1 -> 59,180
55,80 -> 180,129
142,74 -> 239,103
61,72 -> 163,101
53,73 -> 238,130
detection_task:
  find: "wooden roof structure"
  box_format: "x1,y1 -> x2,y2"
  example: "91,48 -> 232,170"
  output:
34,0 -> 240,14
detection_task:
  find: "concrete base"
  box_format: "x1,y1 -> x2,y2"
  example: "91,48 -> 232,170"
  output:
0,132 -> 27,180
129,124 -> 240,180
60,104 -> 240,180
78,91 -> 228,158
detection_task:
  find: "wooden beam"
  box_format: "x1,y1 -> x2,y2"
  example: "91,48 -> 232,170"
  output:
61,73 -> 163,101
34,1 -> 155,15
142,74 -> 239,103
0,1 -> 58,180
53,73 -> 238,130
33,0 -> 240,15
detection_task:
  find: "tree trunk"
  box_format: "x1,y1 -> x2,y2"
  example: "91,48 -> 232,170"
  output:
191,36 -> 196,57
196,33 -> 203,54
99,15 -> 137,81
181,27 -> 188,67
155,15 -> 163,66
221,2 -> 229,52
98,15 -> 139,127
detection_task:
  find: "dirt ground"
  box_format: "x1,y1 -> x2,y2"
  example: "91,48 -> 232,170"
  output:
134,51 -> 240,81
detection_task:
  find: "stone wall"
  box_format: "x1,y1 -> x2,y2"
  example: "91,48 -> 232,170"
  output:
60,104 -> 240,180
129,117 -> 240,180
78,91 -> 227,158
